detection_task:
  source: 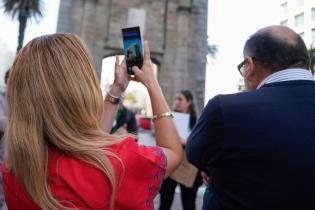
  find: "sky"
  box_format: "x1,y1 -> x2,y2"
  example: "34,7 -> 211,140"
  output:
0,0 -> 60,52
0,0 -> 60,87
0,0 -> 281,100
205,0 -> 280,101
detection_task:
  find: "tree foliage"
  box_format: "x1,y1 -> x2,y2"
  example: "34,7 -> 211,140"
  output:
3,0 -> 42,52
207,36 -> 218,58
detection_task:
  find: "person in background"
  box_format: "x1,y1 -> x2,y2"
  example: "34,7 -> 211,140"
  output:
1,34 -> 183,210
111,104 -> 137,135
187,25 -> 315,210
159,89 -> 202,210
0,70 -> 9,210
0,70 -> 9,140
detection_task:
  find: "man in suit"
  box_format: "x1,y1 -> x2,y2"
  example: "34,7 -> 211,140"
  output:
186,25 -> 315,210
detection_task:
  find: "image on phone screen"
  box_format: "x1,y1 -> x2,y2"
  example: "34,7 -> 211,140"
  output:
122,27 -> 143,75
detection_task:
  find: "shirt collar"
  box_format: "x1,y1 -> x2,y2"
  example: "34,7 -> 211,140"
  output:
256,68 -> 314,90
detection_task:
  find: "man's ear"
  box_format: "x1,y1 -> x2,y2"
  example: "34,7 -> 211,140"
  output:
245,56 -> 257,78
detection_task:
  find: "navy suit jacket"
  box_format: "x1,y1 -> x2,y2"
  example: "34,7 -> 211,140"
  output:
186,80 -> 315,210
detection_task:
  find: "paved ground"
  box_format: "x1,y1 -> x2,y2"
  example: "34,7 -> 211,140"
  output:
153,186 -> 205,210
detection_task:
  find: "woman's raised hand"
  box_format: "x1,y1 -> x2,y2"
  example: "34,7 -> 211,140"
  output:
131,40 -> 159,90
131,40 -> 183,176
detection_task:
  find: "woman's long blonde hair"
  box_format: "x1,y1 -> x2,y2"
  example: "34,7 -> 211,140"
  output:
5,34 -> 122,209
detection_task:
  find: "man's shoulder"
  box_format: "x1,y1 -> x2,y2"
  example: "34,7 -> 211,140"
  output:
208,79 -> 315,104
203,91 -> 267,116
206,91 -> 256,106
205,81 -> 315,113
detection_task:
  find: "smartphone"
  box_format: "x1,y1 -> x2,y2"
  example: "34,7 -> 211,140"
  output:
121,26 -> 144,75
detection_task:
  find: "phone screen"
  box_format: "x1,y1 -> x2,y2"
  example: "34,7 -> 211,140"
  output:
121,27 -> 143,75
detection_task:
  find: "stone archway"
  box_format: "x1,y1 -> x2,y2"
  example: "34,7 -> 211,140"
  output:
57,0 -> 208,111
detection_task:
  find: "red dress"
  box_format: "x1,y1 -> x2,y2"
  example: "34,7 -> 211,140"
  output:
2,137 -> 167,210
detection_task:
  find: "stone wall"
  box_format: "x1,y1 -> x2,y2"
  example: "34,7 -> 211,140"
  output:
57,0 -> 208,111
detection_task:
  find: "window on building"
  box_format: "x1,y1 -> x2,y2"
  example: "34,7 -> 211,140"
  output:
312,29 -> 315,44
295,13 -> 304,27
299,32 -> 304,40
281,20 -> 288,26
281,2 -> 288,15
312,7 -> 315,22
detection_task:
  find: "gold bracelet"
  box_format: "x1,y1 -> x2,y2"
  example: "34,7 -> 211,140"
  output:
152,112 -> 174,122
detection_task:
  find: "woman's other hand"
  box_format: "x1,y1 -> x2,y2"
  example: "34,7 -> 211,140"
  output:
101,56 -> 129,133
111,56 -> 129,96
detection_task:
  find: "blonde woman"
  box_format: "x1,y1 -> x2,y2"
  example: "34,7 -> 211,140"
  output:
1,34 -> 183,210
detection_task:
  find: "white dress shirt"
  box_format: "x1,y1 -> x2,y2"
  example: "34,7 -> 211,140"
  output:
257,68 -> 314,90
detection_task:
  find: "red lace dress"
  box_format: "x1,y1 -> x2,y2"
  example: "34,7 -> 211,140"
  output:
2,137 -> 167,210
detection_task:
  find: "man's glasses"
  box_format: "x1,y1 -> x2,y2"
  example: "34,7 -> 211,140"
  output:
237,58 -> 247,76
237,57 -> 263,76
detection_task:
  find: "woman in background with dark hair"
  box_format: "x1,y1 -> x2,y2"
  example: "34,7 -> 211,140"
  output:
159,89 -> 202,210
175,90 -> 197,134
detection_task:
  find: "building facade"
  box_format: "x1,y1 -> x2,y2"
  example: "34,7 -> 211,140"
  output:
56,0 -> 208,112
280,0 -> 315,48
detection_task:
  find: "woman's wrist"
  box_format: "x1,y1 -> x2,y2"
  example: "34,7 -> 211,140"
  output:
146,80 -> 161,95
109,84 -> 124,97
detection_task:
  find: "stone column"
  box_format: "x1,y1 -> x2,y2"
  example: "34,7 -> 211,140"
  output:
56,0 -> 72,33
158,0 -> 178,105
189,0 -> 208,112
